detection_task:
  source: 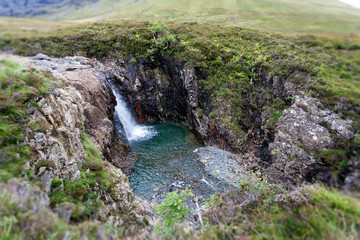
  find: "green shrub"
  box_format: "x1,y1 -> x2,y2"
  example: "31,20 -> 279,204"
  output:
147,22 -> 177,59
51,178 -> 62,189
155,187 -> 193,238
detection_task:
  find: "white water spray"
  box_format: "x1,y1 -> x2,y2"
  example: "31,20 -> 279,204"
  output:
112,88 -> 156,142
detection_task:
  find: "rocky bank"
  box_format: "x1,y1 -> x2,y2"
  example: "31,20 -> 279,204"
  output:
0,54 -> 154,238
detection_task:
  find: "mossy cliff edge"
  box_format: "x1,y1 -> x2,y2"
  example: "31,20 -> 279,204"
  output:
0,54 -> 153,239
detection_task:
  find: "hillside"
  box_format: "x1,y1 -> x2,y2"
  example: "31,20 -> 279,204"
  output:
0,0 -> 96,18
1,0 -> 360,37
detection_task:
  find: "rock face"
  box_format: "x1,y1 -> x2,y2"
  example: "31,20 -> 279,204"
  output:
107,57 -> 234,152
267,96 -> 355,189
1,54 -> 152,236
0,0 -> 97,18
106,56 -> 356,190
26,55 -> 132,192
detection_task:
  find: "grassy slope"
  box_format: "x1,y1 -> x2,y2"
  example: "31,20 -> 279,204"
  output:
37,0 -> 360,38
0,17 -> 71,39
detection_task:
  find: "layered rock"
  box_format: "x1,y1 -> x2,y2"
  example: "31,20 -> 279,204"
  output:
1,54 -> 153,237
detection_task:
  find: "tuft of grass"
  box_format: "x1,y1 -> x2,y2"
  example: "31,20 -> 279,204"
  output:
51,178 -> 62,189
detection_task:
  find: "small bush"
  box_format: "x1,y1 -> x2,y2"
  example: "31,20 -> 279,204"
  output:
147,22 -> 177,59
51,178 -> 62,189
155,187 -> 193,238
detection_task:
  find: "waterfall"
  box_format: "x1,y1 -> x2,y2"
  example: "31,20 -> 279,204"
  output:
112,88 -> 156,142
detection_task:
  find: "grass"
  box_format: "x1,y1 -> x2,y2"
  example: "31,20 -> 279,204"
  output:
0,17 -> 71,40
197,185 -> 360,240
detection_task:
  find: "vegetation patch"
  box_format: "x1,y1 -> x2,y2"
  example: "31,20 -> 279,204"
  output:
156,172 -> 360,239
155,187 -> 193,238
50,133 -> 115,222
198,185 -> 360,240
0,60 -> 53,182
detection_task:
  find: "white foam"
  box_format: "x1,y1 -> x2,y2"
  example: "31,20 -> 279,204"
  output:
112,88 -> 157,142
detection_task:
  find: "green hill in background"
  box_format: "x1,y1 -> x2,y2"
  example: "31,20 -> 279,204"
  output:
38,0 -> 360,36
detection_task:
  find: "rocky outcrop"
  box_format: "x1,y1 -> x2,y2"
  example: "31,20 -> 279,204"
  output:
267,95 -> 355,189
1,54 -> 153,237
106,57 -> 238,153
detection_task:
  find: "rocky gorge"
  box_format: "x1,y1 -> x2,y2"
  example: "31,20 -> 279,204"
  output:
105,56 -> 358,192
0,47 -> 358,238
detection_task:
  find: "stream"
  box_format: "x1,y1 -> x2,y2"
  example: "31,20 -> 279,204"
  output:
112,87 -> 227,201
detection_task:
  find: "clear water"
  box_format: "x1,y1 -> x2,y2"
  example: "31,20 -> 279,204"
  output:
129,123 -> 222,201
112,87 -> 223,201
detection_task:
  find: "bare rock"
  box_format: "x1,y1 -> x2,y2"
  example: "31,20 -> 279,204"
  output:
54,202 -> 75,224
267,95 -> 354,189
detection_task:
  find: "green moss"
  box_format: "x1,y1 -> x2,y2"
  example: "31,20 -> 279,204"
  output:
81,133 -> 104,171
36,159 -> 56,169
51,178 -> 62,189
49,133 -> 115,222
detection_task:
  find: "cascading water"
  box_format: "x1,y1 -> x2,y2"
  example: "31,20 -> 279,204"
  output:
112,88 -> 156,142
111,85 -> 226,201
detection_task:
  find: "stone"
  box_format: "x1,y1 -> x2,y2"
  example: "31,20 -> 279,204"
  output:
267,95 -> 355,189
54,202 -> 75,224
33,53 -> 51,61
